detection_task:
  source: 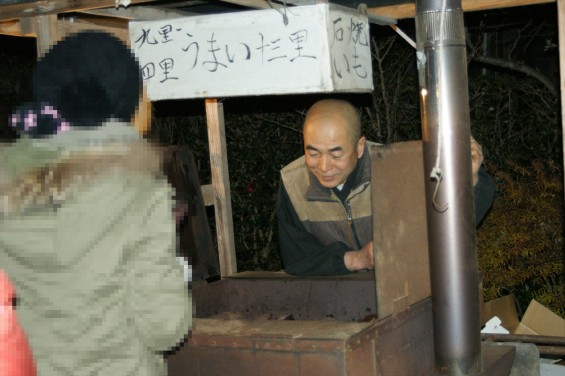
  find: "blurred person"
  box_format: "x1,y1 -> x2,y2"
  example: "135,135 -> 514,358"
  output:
0,31 -> 191,376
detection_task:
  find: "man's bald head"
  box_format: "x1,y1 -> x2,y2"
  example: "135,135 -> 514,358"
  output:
304,99 -> 361,144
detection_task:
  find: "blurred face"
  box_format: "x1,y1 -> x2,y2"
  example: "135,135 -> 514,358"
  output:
304,116 -> 365,189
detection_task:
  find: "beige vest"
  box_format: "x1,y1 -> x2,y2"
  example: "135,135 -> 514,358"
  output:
280,144 -> 375,250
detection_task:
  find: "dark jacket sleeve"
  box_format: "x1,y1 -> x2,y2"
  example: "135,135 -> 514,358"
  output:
474,165 -> 495,226
276,181 -> 352,276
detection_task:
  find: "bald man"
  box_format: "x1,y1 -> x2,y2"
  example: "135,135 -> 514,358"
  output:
276,99 -> 494,276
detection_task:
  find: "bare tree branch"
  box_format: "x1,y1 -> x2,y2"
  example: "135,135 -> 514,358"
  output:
466,27 -> 558,97
471,55 -> 557,97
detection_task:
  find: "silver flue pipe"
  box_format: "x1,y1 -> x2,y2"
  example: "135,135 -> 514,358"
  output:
415,0 -> 483,374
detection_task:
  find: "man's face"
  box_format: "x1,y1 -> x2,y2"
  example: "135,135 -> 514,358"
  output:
303,116 -> 365,189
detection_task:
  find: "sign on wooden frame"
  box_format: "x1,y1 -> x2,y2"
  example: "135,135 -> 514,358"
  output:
129,3 -> 373,100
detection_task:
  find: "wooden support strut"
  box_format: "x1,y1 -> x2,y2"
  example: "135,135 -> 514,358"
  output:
30,14 -> 58,58
205,98 -> 237,277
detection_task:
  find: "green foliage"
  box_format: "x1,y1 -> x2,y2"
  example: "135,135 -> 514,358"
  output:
477,160 -> 564,317
467,68 -> 564,319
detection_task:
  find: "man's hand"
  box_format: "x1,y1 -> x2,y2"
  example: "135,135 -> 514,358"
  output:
471,136 -> 484,187
344,241 -> 374,271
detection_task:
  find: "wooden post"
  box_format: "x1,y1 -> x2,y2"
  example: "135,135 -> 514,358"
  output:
205,98 -> 237,277
559,0 -> 565,202
31,14 -> 58,58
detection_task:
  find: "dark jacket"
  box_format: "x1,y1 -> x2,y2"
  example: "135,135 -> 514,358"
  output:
277,143 -> 495,276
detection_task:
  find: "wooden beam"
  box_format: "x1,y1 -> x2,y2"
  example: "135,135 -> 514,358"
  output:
0,20 -> 34,36
0,0 -> 157,22
216,0 -> 284,10
205,98 -> 238,278
368,0 -> 555,20
0,17 -> 129,41
57,18 -> 129,42
79,5 -> 194,20
156,0 -> 214,8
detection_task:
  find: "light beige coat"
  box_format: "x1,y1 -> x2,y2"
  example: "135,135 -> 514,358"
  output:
0,122 -> 191,376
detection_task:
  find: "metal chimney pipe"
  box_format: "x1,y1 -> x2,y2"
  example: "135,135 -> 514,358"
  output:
415,0 -> 483,374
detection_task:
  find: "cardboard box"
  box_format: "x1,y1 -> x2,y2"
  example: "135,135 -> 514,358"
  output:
515,299 -> 565,337
483,295 -> 565,337
482,295 -> 520,333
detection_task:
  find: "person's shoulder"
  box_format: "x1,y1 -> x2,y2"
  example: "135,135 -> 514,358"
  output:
365,140 -> 381,151
365,140 -> 381,147
281,154 -> 307,175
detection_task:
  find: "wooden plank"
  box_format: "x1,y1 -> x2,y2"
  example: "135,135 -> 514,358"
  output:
2,17 -> 129,41
0,19 -> 33,36
31,14 -> 58,58
56,18 -> 129,43
559,0 -> 565,201
368,0 -> 555,20
206,98 -> 237,277
0,0 -> 157,21
217,0 -> 284,9
200,183 -> 214,206
78,5 -> 193,20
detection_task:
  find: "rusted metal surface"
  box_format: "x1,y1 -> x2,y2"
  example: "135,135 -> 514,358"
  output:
372,298 -> 435,375
482,333 -> 565,356
173,137 -> 508,376
371,141 -> 431,319
192,271 -> 377,321
482,343 -> 516,376
168,300 -> 516,376
168,297 -> 435,376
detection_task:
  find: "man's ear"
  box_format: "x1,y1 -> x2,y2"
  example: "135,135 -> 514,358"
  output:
357,136 -> 366,158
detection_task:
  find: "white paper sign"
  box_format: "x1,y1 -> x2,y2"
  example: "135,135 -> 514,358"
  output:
129,4 -> 373,100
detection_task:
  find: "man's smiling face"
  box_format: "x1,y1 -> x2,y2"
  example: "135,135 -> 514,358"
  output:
303,112 -> 365,189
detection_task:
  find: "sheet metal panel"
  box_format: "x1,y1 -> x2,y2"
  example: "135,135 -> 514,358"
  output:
371,141 -> 431,319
